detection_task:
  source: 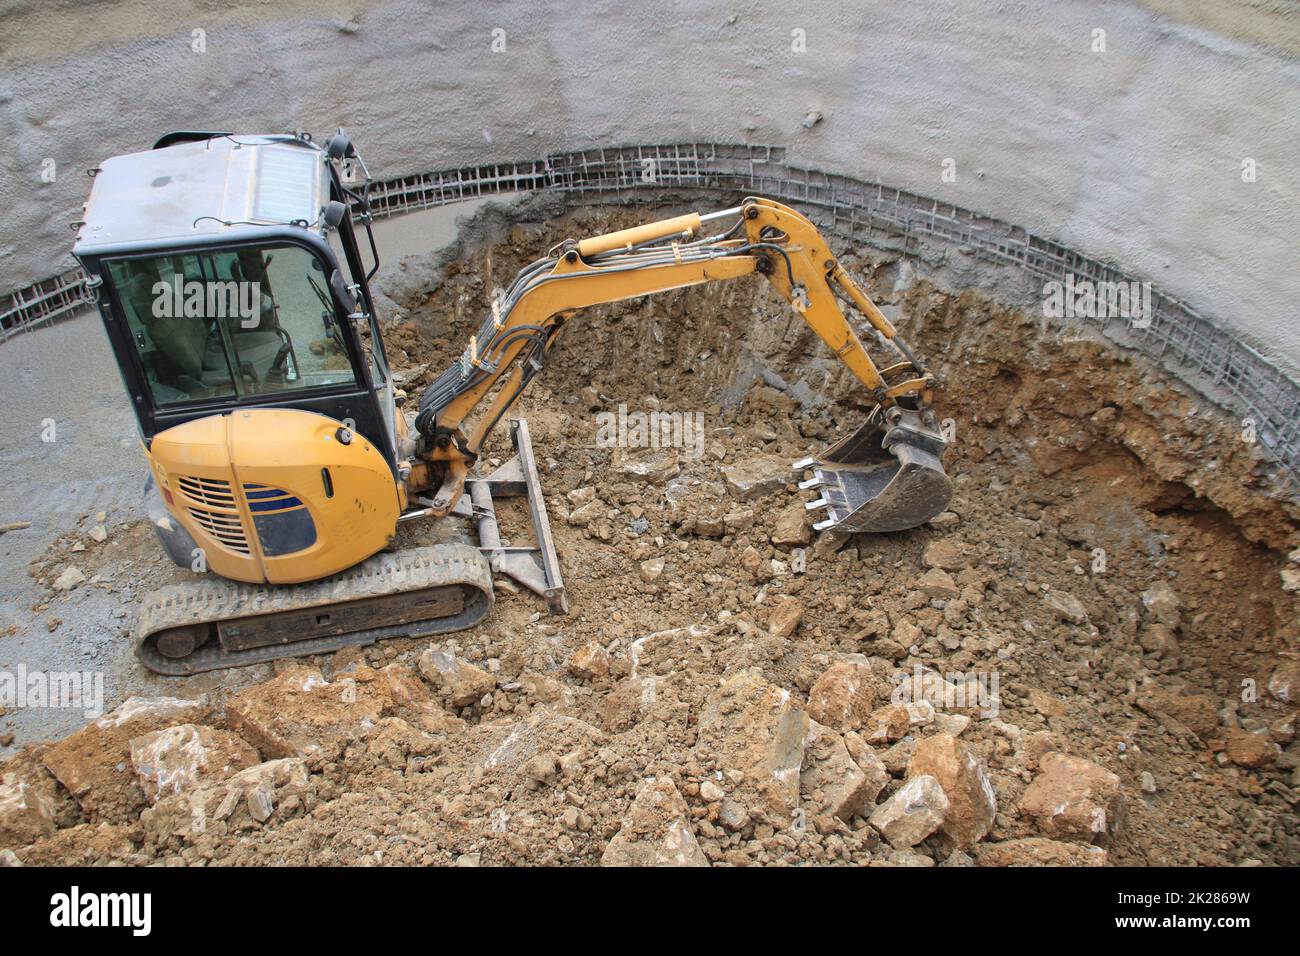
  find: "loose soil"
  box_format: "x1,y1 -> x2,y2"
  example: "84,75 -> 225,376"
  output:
6,205 -> 1298,867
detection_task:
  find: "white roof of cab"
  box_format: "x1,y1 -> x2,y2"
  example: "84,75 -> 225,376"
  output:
74,134 -> 329,257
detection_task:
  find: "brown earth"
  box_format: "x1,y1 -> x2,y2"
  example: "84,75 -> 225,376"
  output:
4,205 -> 1299,867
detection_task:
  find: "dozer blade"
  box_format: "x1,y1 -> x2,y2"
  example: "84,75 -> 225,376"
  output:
446,418 -> 568,614
795,407 -> 953,534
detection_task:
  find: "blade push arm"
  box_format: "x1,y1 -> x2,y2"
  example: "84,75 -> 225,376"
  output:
413,197 -> 936,516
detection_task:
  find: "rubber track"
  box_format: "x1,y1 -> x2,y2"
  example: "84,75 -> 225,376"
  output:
134,543 -> 493,675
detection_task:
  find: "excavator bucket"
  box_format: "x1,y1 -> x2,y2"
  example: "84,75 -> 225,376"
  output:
796,406 -> 953,534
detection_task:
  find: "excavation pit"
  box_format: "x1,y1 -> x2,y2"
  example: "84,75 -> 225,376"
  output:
5,201 -> 1298,867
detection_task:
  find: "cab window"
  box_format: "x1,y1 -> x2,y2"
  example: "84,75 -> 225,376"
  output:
105,244 -> 357,406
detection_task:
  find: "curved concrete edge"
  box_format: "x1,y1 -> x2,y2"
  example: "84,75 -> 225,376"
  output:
4,142 -> 1296,492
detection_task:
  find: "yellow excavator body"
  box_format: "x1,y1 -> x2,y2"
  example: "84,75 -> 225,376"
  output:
147,408 -> 399,584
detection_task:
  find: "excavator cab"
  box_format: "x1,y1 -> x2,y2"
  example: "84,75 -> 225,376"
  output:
72,131 -> 425,593
74,131 -> 394,464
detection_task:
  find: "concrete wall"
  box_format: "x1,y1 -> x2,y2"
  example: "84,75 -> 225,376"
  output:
2,0 -> 1297,372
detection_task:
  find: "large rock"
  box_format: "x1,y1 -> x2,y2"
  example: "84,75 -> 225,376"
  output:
226,665 -> 384,759
476,711 -> 605,786
973,838 -> 1108,867
1282,566 -> 1300,593
918,568 -> 960,600
770,504 -> 812,548
378,663 -> 434,708
664,478 -> 726,527
1138,686 -> 1220,740
0,745 -> 81,830
1224,728 -> 1277,768
869,774 -> 949,849
767,596 -> 805,638
922,539 -> 968,570
129,724 -> 259,805
566,499 -> 607,528
42,696 -> 208,823
378,664 -> 465,736
689,513 -> 726,538
1140,581 -> 1181,627
418,647 -> 496,707
0,781 -> 55,849
601,777 -> 707,867
51,566 -> 86,591
567,642 -> 612,680
628,624 -> 712,678
366,717 -> 441,770
801,720 -> 888,821
141,758 -> 316,846
860,703 -> 911,744
1019,752 -> 1125,845
721,455 -> 790,500
694,670 -> 807,825
892,667 -> 994,717
906,733 -> 996,848
614,448 -> 680,486
1138,623 -> 1179,658
1267,659 -> 1300,703
1044,589 -> 1088,625
806,660 -> 883,733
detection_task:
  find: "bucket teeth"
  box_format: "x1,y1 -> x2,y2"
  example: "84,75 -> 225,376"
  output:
795,412 -> 954,534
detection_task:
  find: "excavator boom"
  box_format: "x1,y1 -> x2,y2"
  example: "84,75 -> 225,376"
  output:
413,197 -> 952,534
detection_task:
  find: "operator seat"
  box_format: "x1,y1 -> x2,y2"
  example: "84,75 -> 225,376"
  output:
198,254 -> 292,384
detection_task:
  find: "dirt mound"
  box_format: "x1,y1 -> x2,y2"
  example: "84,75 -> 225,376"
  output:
3,205 -> 1298,867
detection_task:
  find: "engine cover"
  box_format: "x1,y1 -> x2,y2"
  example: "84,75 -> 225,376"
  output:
146,408 -> 399,584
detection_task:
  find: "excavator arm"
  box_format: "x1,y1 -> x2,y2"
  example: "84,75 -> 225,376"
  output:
412,197 -> 952,534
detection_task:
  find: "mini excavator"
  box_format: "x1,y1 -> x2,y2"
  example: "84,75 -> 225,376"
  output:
71,131 -> 951,674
